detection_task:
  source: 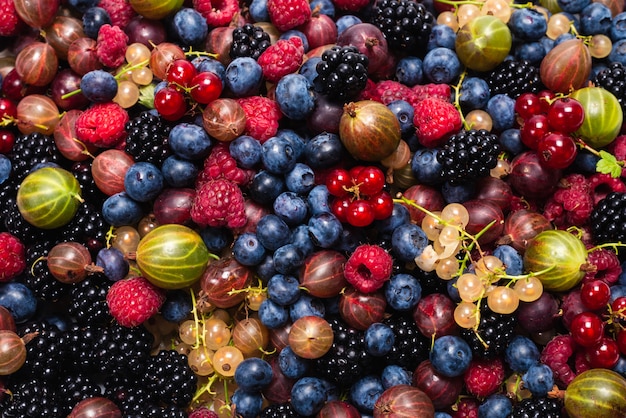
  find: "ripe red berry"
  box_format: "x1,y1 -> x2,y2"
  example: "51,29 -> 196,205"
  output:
569,311 -> 605,347
617,329 -> 626,355
346,199 -> 375,227
514,92 -> 541,121
355,166 -> 385,196
585,337 -> 620,369
166,58 -> 197,87
330,195 -> 351,223
0,130 -> 16,154
154,86 -> 187,121
580,280 -> 611,311
190,71 -> 223,104
537,131 -> 578,169
520,114 -> 550,150
368,191 -> 394,220
547,97 -> 585,133
326,168 -> 352,197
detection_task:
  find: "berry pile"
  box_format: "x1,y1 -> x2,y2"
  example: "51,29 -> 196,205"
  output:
1,0 -> 626,417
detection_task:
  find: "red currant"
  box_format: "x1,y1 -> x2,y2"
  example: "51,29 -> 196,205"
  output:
617,329 -> 626,355
330,195 -> 351,223
0,130 -> 16,154
154,86 -> 187,121
520,114 -> 550,150
0,98 -> 17,120
346,199 -> 375,227
569,311 -> 604,347
368,191 -> 394,220
189,71 -> 223,104
514,92 -> 541,121
580,279 -> 611,311
166,58 -> 197,87
612,296 -> 626,322
585,337 -> 620,369
326,168 -> 352,197
537,90 -> 555,114
537,131 -> 577,169
547,97 -> 585,133
349,165 -> 366,180
355,166 -> 385,196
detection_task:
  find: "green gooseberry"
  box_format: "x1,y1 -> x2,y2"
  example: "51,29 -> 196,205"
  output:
455,15 -> 512,72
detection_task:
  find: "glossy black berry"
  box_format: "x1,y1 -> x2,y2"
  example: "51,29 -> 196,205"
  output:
314,46 -> 369,102
371,0 -> 434,52
437,129 -> 500,185
485,59 -> 543,99
230,23 -> 272,60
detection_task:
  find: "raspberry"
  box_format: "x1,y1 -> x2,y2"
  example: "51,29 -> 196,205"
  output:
332,0 -> 369,11
193,0 -> 240,27
96,24 -> 128,68
412,83 -> 452,103
267,0 -> 311,31
0,232 -> 26,282
98,0 -> 137,28
191,178 -> 247,229
236,96 -> 282,143
540,334 -> 579,386
608,135 -> 626,169
583,248 -> 621,285
188,407 -> 218,418
0,0 -> 24,37
344,244 -> 393,293
463,357 -> 506,398
257,37 -> 304,84
361,80 -> 419,105
452,397 -> 479,418
106,276 -> 166,327
542,173 -> 594,227
75,102 -> 129,148
413,97 -> 462,148
588,173 -> 626,204
196,143 -> 255,186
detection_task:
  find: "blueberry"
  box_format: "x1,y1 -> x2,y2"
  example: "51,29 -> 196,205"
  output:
124,162 -> 164,202
304,132 -> 344,169
273,191 -> 308,226
80,69 -> 117,103
442,180 -> 475,204
557,0 -> 591,14
553,32 -> 576,47
161,155 -> 198,187
275,74 -> 316,120
514,41 -> 546,65
102,192 -> 143,226
168,123 -> 212,161
435,413 -> 453,418
276,129 -> 307,161
192,57 -> 226,83
508,8 -> 548,41
230,389 -> 263,418
430,335 -> 473,377
234,357 -> 274,392
273,243 -> 306,274
609,39 -> 626,65
248,170 -> 286,206
161,290 -> 192,323
267,274 -> 301,306
307,184 -> 331,216
391,223 -> 429,262
289,293 -> 325,321
613,355 -> 626,377
290,224 -> 315,257
384,273 -> 422,311
0,154 -> 11,185
262,136 -> 299,175
349,375 -> 385,413
574,150 -> 602,173
336,226 -> 367,253
308,211 -> 343,248
95,247 -> 129,282
459,76 -> 490,110
299,57 -> 321,85
256,254 -> 277,283
225,57 -> 263,97
258,299 -> 289,328
422,47 -> 462,84
395,57 -> 423,87
365,323 -> 395,357
381,365 -> 411,389
427,24 -> 456,51
387,100 -> 414,135
499,128 -> 525,156
374,203 -> 411,239
233,232 -> 267,266
68,0 -> 99,12
199,226 -> 233,253
285,162 -> 316,194
229,135 -> 262,169
492,245 -> 523,276
309,0 -> 334,17
487,94 -> 516,132
256,214 -> 291,251
411,148 -> 443,185
248,0 -> 269,22
447,276 -> 461,302
290,377 -> 329,416
336,15 -> 362,35
522,364 -> 554,397
478,394 -> 513,418
611,12 -> 626,41
505,335 -> 540,373
0,282 -> 37,323
170,8 -> 208,46
278,345 -> 310,379
82,7 -> 111,38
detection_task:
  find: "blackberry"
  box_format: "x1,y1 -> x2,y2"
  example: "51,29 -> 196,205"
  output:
509,397 -> 562,418
382,312 -> 429,370
66,324 -> 106,373
95,323 -> 155,376
485,59 -> 543,99
7,132 -> 68,182
20,240 -> 71,301
145,349 -> 198,406
592,62 -> 626,114
314,45 -> 369,102
590,192 -> 626,245
314,316 -> 375,388
4,201 -> 54,246
460,306 -> 517,358
437,129 -> 500,185
371,0 -> 434,52
124,111 -> 172,165
14,321 -> 71,383
260,402 -> 306,417
105,376 -> 157,416
57,373 -> 102,414
71,160 -> 108,207
230,23 -> 272,60
1,377 -> 63,418
59,202 -> 108,254
68,273 -> 113,325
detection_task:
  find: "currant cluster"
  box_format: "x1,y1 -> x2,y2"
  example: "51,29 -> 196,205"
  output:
515,91 -> 585,170
113,43 -> 156,109
325,165 -> 393,227
153,57 -> 223,121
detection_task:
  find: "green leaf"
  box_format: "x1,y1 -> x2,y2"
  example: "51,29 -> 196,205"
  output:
596,150 -> 623,178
